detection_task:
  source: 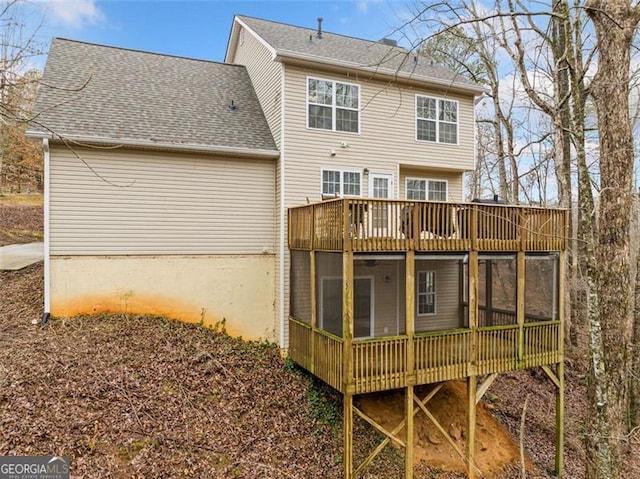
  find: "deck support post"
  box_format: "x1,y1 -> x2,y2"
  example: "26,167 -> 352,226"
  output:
405,385 -> 414,479
555,250 -> 566,476
466,375 -> 477,479
405,247 -> 416,479
343,249 -> 354,478
555,362 -> 565,476
344,393 -> 353,479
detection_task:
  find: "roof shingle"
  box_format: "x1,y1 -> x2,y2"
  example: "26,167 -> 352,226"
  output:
32,38 -> 278,153
236,15 -> 482,92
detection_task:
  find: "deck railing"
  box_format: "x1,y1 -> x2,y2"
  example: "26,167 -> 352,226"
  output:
289,198 -> 567,252
289,317 -> 562,394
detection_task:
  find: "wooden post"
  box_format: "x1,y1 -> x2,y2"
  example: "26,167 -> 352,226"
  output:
555,362 -> 565,477
556,250 -> 566,476
405,250 -> 415,478
343,251 -> 354,392
517,251 -> 525,368
310,250 -> 316,374
405,385 -> 414,479
406,250 -> 415,381
468,251 -> 479,374
343,250 -> 354,478
344,393 -> 353,479
468,248 -> 478,479
467,375 -> 477,479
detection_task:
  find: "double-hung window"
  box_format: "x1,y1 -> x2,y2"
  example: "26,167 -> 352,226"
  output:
322,169 -> 361,197
417,270 -> 436,315
406,178 -> 447,201
416,95 -> 458,144
308,77 -> 360,133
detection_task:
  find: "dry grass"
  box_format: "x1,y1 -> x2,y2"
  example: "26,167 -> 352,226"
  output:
0,193 -> 43,206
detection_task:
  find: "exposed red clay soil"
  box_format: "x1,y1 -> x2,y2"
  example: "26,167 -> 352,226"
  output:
358,381 -> 532,478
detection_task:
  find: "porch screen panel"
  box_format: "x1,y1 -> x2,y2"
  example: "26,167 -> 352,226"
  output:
478,254 -> 517,327
415,255 -> 465,333
525,254 -> 559,321
290,250 -> 311,323
316,252 -> 343,337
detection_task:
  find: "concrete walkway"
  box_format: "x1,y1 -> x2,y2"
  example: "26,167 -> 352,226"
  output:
0,242 -> 44,270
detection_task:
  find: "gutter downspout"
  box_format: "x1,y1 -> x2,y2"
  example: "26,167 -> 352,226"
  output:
41,138 -> 51,327
279,63 -> 287,348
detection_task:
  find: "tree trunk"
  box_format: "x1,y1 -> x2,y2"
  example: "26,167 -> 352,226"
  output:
585,2 -> 640,477
569,1 -> 592,350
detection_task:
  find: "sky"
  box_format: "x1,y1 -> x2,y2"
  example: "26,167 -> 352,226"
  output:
23,0 -> 417,67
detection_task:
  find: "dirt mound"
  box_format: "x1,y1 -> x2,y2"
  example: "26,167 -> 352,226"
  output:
358,381 -> 530,478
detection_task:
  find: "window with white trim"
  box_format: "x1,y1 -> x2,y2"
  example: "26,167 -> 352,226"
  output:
417,270 -> 436,315
406,178 -> 447,201
416,95 -> 458,144
322,169 -> 361,197
308,77 -> 360,133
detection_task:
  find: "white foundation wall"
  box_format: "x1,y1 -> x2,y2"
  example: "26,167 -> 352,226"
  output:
50,255 -> 276,341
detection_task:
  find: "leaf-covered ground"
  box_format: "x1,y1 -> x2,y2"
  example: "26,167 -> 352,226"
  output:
4,198 -> 638,478
0,194 -> 43,246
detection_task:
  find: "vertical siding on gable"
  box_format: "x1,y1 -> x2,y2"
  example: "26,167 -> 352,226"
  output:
283,65 -> 475,209
49,145 -> 275,255
233,26 -> 282,149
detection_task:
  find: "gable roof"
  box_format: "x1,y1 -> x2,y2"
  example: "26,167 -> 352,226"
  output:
30,38 -> 278,157
228,16 -> 484,95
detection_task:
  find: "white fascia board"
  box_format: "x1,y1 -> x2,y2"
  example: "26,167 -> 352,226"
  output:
25,131 -> 280,160
273,50 -> 488,96
224,18 -> 240,63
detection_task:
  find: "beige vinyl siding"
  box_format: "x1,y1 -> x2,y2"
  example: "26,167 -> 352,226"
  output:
233,26 -> 282,149
49,145 -> 275,255
399,166 -> 464,202
415,259 -> 462,332
282,65 -> 475,207
232,24 -> 286,344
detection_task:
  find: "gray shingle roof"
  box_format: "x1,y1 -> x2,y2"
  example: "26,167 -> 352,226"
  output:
31,38 -> 278,153
236,16 -> 482,93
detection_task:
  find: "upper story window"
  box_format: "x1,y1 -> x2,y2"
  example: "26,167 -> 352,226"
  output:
406,178 -> 447,201
322,169 -> 361,197
308,77 -> 360,133
416,95 -> 458,144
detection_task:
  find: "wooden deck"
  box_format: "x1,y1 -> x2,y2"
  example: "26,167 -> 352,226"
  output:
289,198 -> 567,252
287,198 -> 566,394
289,317 -> 561,394
288,198 -> 566,478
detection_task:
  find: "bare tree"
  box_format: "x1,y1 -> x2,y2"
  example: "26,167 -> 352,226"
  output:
584,2 -> 640,477
0,0 -> 44,194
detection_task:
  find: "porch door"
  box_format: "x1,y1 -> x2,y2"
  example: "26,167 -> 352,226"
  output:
368,173 -> 393,236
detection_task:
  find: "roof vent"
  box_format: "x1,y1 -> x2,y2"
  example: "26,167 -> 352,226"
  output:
379,38 -> 397,47
229,100 -> 237,111
317,17 -> 323,39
